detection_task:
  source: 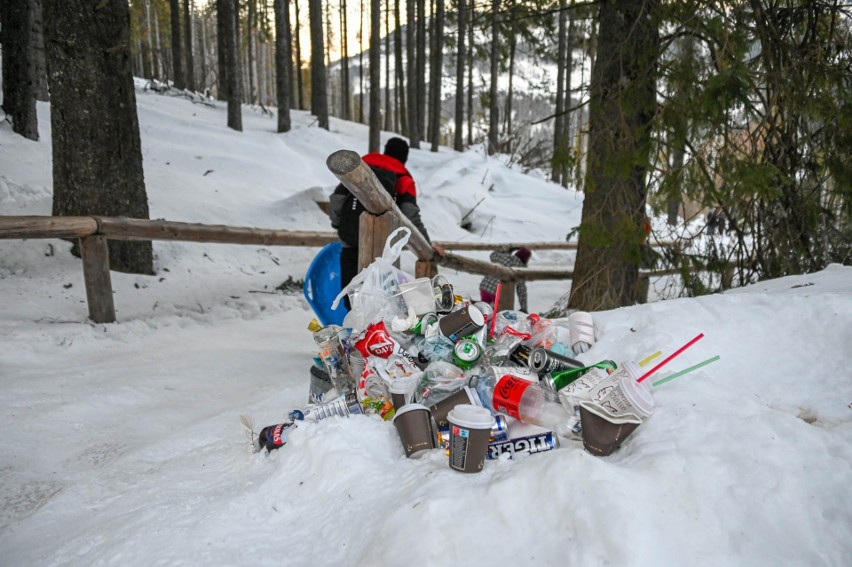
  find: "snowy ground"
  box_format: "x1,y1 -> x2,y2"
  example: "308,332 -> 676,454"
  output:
1,88 -> 851,566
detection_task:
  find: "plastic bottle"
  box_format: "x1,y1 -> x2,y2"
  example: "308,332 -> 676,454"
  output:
472,374 -> 574,437
288,391 -> 362,422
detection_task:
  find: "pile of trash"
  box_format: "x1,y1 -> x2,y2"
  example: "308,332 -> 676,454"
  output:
245,229 -> 674,472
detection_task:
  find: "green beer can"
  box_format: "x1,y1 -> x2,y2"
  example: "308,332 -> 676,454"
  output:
452,339 -> 483,370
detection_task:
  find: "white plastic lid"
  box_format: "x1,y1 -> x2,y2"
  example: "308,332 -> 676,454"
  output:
467,304 -> 485,326
617,364 -> 655,418
392,403 -> 429,423
447,404 -> 495,429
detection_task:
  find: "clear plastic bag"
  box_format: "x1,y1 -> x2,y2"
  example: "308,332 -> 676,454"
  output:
331,227 -> 416,331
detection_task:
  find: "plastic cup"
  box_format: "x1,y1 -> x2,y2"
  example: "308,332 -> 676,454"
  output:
388,378 -> 414,411
578,401 -> 642,457
567,311 -> 595,353
437,304 -> 485,341
447,404 -> 496,473
427,385 -> 481,428
587,361 -> 655,419
392,404 -> 438,458
399,277 -> 437,315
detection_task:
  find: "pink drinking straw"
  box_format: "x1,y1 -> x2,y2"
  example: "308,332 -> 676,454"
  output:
636,332 -> 705,383
489,282 -> 502,339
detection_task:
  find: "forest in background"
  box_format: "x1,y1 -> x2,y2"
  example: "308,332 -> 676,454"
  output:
2,0 -> 850,311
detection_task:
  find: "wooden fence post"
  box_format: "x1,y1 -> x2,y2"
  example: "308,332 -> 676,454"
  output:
497,280 -> 516,311
80,235 -> 116,323
415,259 -> 438,279
358,211 -> 401,271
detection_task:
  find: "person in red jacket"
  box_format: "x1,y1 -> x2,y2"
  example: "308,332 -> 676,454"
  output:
328,137 -> 433,308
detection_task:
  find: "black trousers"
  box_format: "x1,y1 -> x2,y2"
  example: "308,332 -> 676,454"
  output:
340,246 -> 359,310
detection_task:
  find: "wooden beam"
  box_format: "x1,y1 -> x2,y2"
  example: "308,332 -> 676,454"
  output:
0,216 -> 98,239
326,149 -> 434,261
95,217 -> 336,247
358,211 -> 400,271
433,240 -> 676,251
79,235 -> 116,323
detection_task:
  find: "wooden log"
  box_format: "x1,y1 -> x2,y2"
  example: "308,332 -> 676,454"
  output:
95,217 -> 336,247
358,211 -> 401,271
79,235 -> 116,324
326,150 -> 434,261
0,216 -> 98,239
415,259 -> 438,279
432,240 -> 676,251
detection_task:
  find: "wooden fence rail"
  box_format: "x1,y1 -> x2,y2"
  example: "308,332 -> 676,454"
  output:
0,151 -> 680,323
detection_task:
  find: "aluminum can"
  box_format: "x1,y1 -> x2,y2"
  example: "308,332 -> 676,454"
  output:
509,344 -> 532,367
410,312 -> 438,335
545,360 -> 618,392
486,431 -> 559,460
529,347 -> 585,375
257,421 -> 298,452
452,339 -> 483,370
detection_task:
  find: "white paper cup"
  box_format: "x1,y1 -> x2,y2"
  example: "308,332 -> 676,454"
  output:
568,311 -> 595,352
447,404 -> 495,473
587,362 -> 655,418
399,277 -> 437,315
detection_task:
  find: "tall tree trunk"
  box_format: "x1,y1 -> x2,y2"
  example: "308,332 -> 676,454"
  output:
217,0 -> 228,99
429,0 -> 443,151
183,0 -> 196,90
405,0 -> 419,147
323,0 -> 333,114
2,0 -> 39,140
169,0 -> 185,89
384,0 -> 392,131
415,0 -> 426,145
358,0 -> 364,122
220,0 -> 242,129
248,0 -> 256,103
308,0 -> 328,128
340,0 -> 350,120
466,5 -> 473,145
568,0 -> 659,311
394,0 -> 406,136
144,0 -> 158,78
31,0 -> 49,101
561,11 -> 574,187
453,0 -> 465,151
552,0 -> 567,183
199,6 -> 208,91
368,0 -> 382,151
43,0 -> 153,275
294,0 -> 304,109
487,0 -> 500,155
504,0 -> 515,152
274,0 -> 292,132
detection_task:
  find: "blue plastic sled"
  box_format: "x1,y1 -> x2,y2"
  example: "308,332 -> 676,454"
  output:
304,241 -> 349,327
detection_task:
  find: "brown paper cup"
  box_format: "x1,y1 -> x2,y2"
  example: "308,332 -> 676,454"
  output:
447,405 -> 495,473
428,386 -> 480,428
392,404 -> 438,458
579,401 -> 642,457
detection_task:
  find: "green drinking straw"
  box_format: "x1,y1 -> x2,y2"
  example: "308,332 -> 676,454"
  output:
651,355 -> 721,387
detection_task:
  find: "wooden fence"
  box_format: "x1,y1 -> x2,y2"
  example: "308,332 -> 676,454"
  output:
0,150 -> 676,323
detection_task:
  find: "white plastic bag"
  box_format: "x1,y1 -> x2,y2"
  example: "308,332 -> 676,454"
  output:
332,227 -> 415,330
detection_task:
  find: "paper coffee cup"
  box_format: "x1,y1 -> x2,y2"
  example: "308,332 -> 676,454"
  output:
438,304 -> 485,341
428,386 -> 481,428
392,404 -> 438,458
579,401 -> 642,457
447,404 -> 495,473
587,362 -> 654,418
388,380 -> 412,411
